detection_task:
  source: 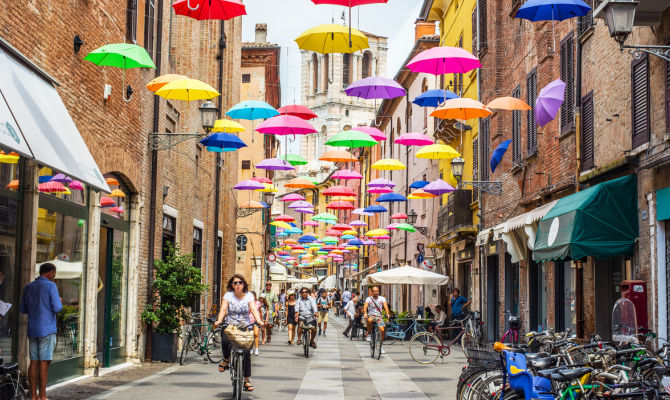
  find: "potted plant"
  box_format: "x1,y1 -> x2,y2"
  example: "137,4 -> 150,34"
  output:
141,242 -> 206,362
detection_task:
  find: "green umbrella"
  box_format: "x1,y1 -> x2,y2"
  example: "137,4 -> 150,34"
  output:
313,212 -> 338,221
325,130 -> 378,148
396,223 -> 416,232
84,43 -> 156,69
280,153 -> 308,166
322,237 -> 339,243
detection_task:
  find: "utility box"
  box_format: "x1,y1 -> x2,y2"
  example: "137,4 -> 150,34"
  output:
620,280 -> 647,331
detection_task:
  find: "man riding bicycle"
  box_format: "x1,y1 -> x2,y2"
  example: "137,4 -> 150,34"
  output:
363,286 -> 390,355
295,287 -> 318,349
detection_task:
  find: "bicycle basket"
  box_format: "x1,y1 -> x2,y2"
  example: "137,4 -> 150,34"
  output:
465,347 -> 502,368
224,325 -> 254,350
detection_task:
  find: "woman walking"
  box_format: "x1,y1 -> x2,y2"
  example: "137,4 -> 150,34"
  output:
214,274 -> 264,393
249,291 -> 261,356
285,291 -> 296,345
259,294 -> 269,345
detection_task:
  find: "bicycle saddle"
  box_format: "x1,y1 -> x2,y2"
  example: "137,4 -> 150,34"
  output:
528,356 -> 557,370
524,352 -> 550,360
536,367 -> 564,379
0,362 -> 18,374
553,367 -> 592,382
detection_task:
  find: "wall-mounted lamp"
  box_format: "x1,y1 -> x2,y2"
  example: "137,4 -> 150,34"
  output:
74,35 -> 84,53
124,85 -> 134,103
163,185 -> 169,199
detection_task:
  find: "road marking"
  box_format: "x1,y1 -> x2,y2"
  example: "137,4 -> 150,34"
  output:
295,327 -> 344,400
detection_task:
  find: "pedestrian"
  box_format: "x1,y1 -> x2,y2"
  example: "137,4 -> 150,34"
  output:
20,262 -> 62,400
215,274 -> 264,392
279,288 -> 286,308
333,289 -> 342,316
261,282 -> 278,343
259,294 -> 269,345
248,291 -> 261,356
449,288 -> 470,321
342,287 -> 352,307
316,290 -> 331,336
342,293 -> 358,337
285,291 -> 296,345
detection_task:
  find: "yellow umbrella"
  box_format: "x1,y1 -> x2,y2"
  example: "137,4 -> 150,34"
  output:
110,189 -> 126,197
212,119 -> 245,133
415,144 -> 461,160
365,229 -> 389,237
346,246 -> 359,251
371,159 -> 406,170
342,230 -> 357,235
292,249 -> 306,254
270,221 -> 291,229
431,98 -> 491,120
146,74 -> 188,92
331,250 -> 343,254
257,183 -> 277,192
54,187 -> 72,195
155,78 -> 220,101
486,96 -> 531,111
0,153 -> 19,164
295,24 -> 369,54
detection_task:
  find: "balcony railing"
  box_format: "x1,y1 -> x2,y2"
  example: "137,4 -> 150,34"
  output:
578,0 -> 595,37
437,189 -> 473,238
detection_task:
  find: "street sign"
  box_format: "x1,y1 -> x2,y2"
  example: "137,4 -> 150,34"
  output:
417,254 -> 424,264
416,243 -> 425,254
422,259 -> 435,271
267,253 -> 277,262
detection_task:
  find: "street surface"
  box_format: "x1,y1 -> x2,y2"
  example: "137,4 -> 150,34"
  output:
75,313 -> 463,399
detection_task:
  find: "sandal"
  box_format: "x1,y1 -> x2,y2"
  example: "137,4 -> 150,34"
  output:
244,381 -> 254,392
218,359 -> 229,372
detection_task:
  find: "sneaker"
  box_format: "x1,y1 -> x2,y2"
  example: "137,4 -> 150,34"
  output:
318,330 -> 321,336
365,335 -> 370,342
381,349 -> 386,355
323,331 -> 327,337
342,332 -> 348,337
254,348 -> 259,356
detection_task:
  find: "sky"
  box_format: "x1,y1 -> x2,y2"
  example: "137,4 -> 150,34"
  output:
241,0 -> 425,107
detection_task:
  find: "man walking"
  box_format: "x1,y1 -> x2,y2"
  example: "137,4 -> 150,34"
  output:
342,293 -> 358,337
20,263 -> 62,400
261,282 -> 278,343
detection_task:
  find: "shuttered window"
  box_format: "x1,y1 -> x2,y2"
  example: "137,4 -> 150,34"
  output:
481,118 -> 490,181
473,137 -> 479,202
480,0 -> 488,52
126,0 -> 137,43
472,8 -> 478,54
343,54 -> 351,86
560,33 -> 574,134
666,60 -> 670,133
581,91 -> 594,171
144,0 -> 156,60
512,85 -> 522,162
526,69 -> 538,154
241,160 -> 251,169
631,54 -> 650,148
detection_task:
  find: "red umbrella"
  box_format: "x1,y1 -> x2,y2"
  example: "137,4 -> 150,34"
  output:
325,229 -> 343,236
275,214 -> 296,222
38,181 -> 67,193
172,0 -> 246,20
311,0 -> 388,47
100,197 -> 116,207
322,245 -> 337,250
323,185 -> 357,197
327,201 -> 355,210
332,224 -> 354,231
277,105 -> 317,120
391,213 -> 408,220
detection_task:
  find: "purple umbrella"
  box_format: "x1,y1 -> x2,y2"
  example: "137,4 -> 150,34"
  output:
288,200 -> 313,209
345,77 -> 406,100
352,208 -> 374,216
368,178 -> 396,188
423,179 -> 455,195
536,79 -> 566,127
349,220 -> 367,226
51,173 -> 72,184
295,208 -> 315,214
234,179 -> 266,190
361,239 -> 376,246
255,158 -> 295,171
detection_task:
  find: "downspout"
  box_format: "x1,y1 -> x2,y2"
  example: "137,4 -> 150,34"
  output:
146,0 -> 164,360
575,27 -> 584,338
213,20 -> 226,304
476,0 -> 484,321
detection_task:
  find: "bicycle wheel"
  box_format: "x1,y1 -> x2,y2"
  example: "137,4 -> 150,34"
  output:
189,327 -> 202,352
461,333 -> 477,353
369,328 -> 376,358
234,353 -> 244,400
409,332 -> 441,364
374,329 -> 382,360
11,386 -> 29,400
303,329 -> 309,358
470,372 -> 504,400
179,332 -> 190,366
206,329 -> 224,364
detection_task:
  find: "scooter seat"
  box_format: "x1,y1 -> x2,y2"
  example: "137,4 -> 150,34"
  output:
537,367 -> 563,379
524,352 -> 549,360
0,362 -> 18,374
529,356 -> 556,369
554,367 -> 592,382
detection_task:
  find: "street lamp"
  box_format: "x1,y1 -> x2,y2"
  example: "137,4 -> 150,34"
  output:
263,192 -> 275,207
449,156 -> 502,195
407,209 -> 418,225
450,157 -> 465,182
199,101 -> 218,133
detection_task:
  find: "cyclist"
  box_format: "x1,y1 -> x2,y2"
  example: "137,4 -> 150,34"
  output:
363,286 -> 390,354
214,274 -> 264,393
295,287 -> 318,349
316,290 -> 331,336
261,282 -> 278,343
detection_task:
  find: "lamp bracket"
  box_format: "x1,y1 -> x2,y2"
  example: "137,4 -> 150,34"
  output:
460,180 -> 503,195
374,243 -> 386,249
622,44 -> 670,63
415,226 -> 430,237
236,208 -> 263,218
149,132 -> 206,151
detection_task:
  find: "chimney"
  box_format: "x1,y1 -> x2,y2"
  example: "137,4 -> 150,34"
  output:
414,19 -> 436,41
255,23 -> 268,43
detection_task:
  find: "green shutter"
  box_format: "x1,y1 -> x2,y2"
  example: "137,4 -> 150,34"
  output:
658,186 -> 670,221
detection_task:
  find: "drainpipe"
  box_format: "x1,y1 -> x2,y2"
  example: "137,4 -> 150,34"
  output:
476,0 -> 484,320
575,27 -> 584,338
145,0 -> 164,360
213,20 -> 226,306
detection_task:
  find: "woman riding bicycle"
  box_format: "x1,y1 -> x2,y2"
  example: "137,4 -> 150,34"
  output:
214,274 -> 264,393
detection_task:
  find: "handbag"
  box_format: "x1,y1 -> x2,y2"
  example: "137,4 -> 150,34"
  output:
224,324 -> 254,350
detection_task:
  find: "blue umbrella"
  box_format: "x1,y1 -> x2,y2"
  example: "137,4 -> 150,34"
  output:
226,100 -> 279,120
515,0 -> 590,50
409,180 -> 429,189
287,227 -> 303,235
341,234 -> 356,240
364,205 -> 388,213
490,139 -> 512,173
275,232 -> 288,237
38,175 -> 52,183
348,239 -> 363,246
259,201 -> 269,208
376,193 -> 407,202
298,235 -> 317,243
412,89 -> 459,108
200,132 -> 247,152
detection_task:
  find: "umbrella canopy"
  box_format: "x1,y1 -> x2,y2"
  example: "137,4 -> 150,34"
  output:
323,185 -> 357,197
51,174 -> 72,184
409,180 -> 429,189
256,115 -> 317,135
5,180 -> 18,190
412,89 -> 459,107
345,77 -> 406,99
288,201 -> 313,209
515,0 -> 591,21
327,201 -> 355,210
491,139 -> 512,173
172,0 -> 246,20
212,119 -> 245,133
100,197 -> 116,207
332,223 -> 354,231
84,43 -> 156,69
367,186 -> 393,194
390,213 -> 408,220
365,229 -> 389,237
362,265 -> 449,285
376,193 -> 407,202
319,150 -> 358,163
295,24 -> 369,54
423,179 -> 456,196
69,181 -> 84,191
536,79 -> 566,127
255,158 -> 295,171
285,178 -> 315,188
387,223 -> 399,230
486,96 -> 532,111
280,153 -> 308,166
352,208 -> 374,216
252,177 -> 272,184
415,143 -> 461,160
371,159 -> 406,170
282,193 -> 306,202
408,190 -> 437,199
226,100 -> 279,120
146,74 -> 188,92
295,208 -> 315,214
349,219 -> 367,226
325,130 -> 377,148
350,126 -> 386,141
431,98 -> 492,120
240,201 -> 266,209
332,169 -> 363,180
299,235 -> 317,243
311,0 -> 387,4
38,181 -> 67,193
302,220 -> 319,226
155,78 -> 220,101
368,178 -> 396,187
395,133 -> 434,146
275,214 -> 296,222
313,212 -> 338,221
110,189 -> 125,198
200,132 -> 247,152
396,223 -> 416,232
277,104 -> 317,120
406,46 -> 480,75
363,205 -> 387,213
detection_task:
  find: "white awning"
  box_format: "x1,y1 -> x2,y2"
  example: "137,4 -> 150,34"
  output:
502,229 -> 528,263
0,46 -> 109,192
492,224 -> 506,242
524,201 -> 557,250
496,201 -> 559,260
319,275 -> 336,289
476,228 -> 492,246
269,262 -> 286,275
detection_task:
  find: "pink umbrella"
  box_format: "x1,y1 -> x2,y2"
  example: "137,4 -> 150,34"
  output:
38,181 -> 67,193
326,229 -> 343,236
361,239 -> 376,245
277,104 -> 317,120
368,178 -> 395,188
423,179 -> 456,195
332,169 -> 363,180
302,220 -> 319,226
255,115 -> 317,136
536,79 -> 566,127
255,158 -> 295,170
367,186 -> 393,194
349,220 -> 367,226
282,193 -> 305,202
387,223 -> 399,230
69,181 -> 84,190
351,126 -> 386,141
406,46 -> 481,75
288,200 -> 313,209
395,132 -> 434,146
376,235 -> 391,240
391,213 -> 408,220
109,206 -> 124,214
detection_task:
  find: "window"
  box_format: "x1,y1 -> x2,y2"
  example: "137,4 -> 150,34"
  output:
526,68 -> 538,154
512,86 -> 522,162
362,51 -> 372,79
472,8 -> 478,54
242,74 -> 250,83
578,0 -> 594,37
581,91 -> 594,170
666,59 -> 670,133
312,53 -> 319,94
144,0 -> 156,59
560,33 -> 575,134
241,160 -> 251,169
192,227 -> 202,312
480,0 -> 488,52
343,53 -> 351,86
236,235 -> 247,251
481,118 -> 490,181
162,214 -> 176,260
126,0 -> 137,43
472,137 -> 479,202
631,54 -> 650,148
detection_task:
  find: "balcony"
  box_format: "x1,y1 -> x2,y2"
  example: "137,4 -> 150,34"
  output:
436,189 -> 473,239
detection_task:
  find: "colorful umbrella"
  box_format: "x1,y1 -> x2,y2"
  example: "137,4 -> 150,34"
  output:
255,158 -> 295,171
275,215 -> 296,222
332,169 -> 363,180
333,223 -> 354,231
491,139 -> 512,173
100,197 -> 116,207
365,229 -> 389,237
146,74 -> 188,92
280,154 -> 308,166
303,220 -> 320,226
431,98 -> 492,120
295,208 -> 315,214
295,24 -> 369,54
409,180 -> 429,189
252,177 -> 273,184
110,189 -> 126,198
367,186 -> 393,194
376,193 -> 407,202
396,223 -> 416,233
423,179 -> 456,196
406,46 -> 480,75
240,201 -> 266,209
5,180 -> 18,190
408,190 -> 437,199
352,208 -> 374,216
69,181 -> 84,191
226,100 -> 279,120
234,180 -> 266,190
349,220 -> 367,226
350,126 -> 386,141
212,119 -> 245,133
371,159 -> 406,170
395,133 -> 434,146
155,78 -> 220,101
200,132 -> 247,152
536,79 -> 566,127
282,193 -> 306,202
325,130 -> 377,148
391,213 -> 408,220
368,178 -> 396,187
345,77 -> 406,99
84,43 -> 156,69
327,201 -> 355,210
319,149 -> 358,163
515,0 -> 590,50
486,96 -> 531,111
172,0 -> 246,20
0,153 -> 19,164
256,115 -> 317,136
106,177 -> 119,186
38,181 -> 67,193
415,143 -> 461,160
51,173 -> 72,184
285,178 -> 315,189
363,205 -> 387,213
277,105 -> 317,120
412,89 -> 459,107
313,212 -> 338,221
109,206 -> 124,214
323,186 -> 357,197
387,223 -> 399,230
257,184 -> 277,192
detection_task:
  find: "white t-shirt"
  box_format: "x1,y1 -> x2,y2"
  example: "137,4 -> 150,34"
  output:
344,300 -> 357,320
365,296 -> 386,317
223,291 -> 254,326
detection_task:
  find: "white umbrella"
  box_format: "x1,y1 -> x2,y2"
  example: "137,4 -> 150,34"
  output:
362,265 -> 449,286
318,275 -> 336,289
36,259 -> 83,280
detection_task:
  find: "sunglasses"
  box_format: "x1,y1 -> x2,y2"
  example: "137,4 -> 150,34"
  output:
300,291 -> 308,294
232,281 -> 244,286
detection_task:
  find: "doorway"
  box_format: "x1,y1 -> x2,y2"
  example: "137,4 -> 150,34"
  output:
486,255 -> 499,342
594,256 -> 624,339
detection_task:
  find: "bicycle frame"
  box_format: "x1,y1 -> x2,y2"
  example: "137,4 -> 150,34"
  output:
387,319 -> 426,341
501,327 -> 520,345
430,325 -> 467,355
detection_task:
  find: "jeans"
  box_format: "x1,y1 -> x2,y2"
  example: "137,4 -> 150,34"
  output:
343,319 -> 353,335
222,339 -> 251,378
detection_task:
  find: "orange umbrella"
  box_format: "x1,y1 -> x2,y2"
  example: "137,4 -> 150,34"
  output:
486,96 -> 531,111
285,178 -> 315,189
146,74 -> 188,92
240,201 -> 266,209
110,189 -> 126,197
431,98 -> 492,120
319,149 -> 358,163
105,177 -> 119,186
6,180 -> 18,190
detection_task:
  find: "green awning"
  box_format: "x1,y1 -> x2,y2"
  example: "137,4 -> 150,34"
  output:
658,186 -> 670,221
533,175 -> 638,262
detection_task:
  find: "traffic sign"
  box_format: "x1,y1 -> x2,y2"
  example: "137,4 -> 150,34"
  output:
422,259 -> 434,270
267,253 -> 277,262
416,243 -> 425,254
417,254 -> 424,264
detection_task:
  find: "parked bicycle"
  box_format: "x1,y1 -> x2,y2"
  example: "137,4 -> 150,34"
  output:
179,313 -> 221,365
0,359 -> 28,400
385,317 -> 428,344
500,310 -> 522,346
408,317 -> 470,364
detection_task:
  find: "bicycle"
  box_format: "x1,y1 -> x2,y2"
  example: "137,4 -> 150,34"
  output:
226,324 -> 254,400
179,314 -> 221,365
385,318 -> 427,344
0,361 -> 28,400
409,320 -> 468,364
369,320 -> 382,360
500,310 -> 522,346
299,317 -> 315,358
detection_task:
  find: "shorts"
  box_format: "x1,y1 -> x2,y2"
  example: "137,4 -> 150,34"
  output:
367,315 -> 385,328
29,333 -> 57,361
299,317 -> 316,329
317,310 -> 329,324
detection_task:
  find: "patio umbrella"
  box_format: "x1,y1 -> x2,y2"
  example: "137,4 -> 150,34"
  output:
371,159 -> 406,170
240,201 -> 266,209
295,24 -> 369,54
431,98 -> 491,120
491,139 -> 512,173
155,78 -> 219,101
327,201 -> 355,210
367,186 -> 393,194
325,130 -> 377,148
362,265 -> 449,285
319,150 -> 358,163
536,79 -> 566,127
349,220 -> 367,226
282,193 -> 306,202
391,213 -> 408,220
277,104 -> 317,120
376,193 -> 407,202
280,154 -> 308,166
345,77 -> 406,100
368,178 -> 396,187
406,46 -> 480,75
146,74 -> 188,92
395,133 -> 434,146
256,115 -> 317,136
415,143 -> 461,160
332,169 -> 363,180
172,0 -> 246,20
412,89 -> 459,107
409,180 -> 429,189
351,126 -> 386,141
285,178 -> 315,189
363,205 -> 387,213
275,214 -> 296,222
200,132 -> 247,152
396,223 -> 416,233
255,158 -> 295,171
226,100 -> 279,120
288,201 -> 313,209
423,179 -> 455,196
486,96 -> 531,111
515,0 -> 591,50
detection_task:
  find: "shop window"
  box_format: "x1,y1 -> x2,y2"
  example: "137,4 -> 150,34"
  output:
504,254 -> 519,327
0,181 -> 18,359
555,260 -> 576,332
102,173 -> 129,220
38,167 -> 86,206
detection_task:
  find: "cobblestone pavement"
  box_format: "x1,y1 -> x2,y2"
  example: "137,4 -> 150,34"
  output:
49,313 -> 465,399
